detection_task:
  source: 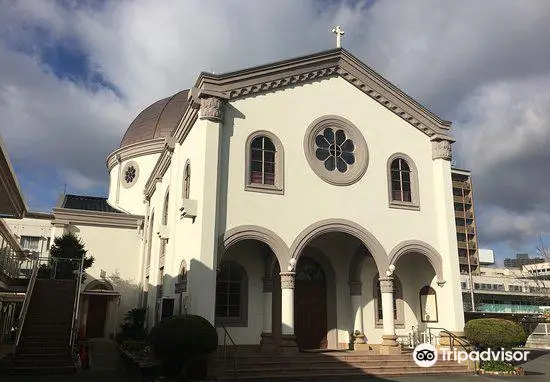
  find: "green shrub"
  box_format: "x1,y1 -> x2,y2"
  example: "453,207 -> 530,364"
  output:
482,360 -> 515,372
464,318 -> 527,350
118,308 -> 147,342
149,314 -> 218,378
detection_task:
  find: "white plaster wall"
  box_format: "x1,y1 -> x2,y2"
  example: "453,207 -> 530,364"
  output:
143,118 -> 217,327
69,223 -> 141,331
107,153 -> 161,215
221,76 -> 442,257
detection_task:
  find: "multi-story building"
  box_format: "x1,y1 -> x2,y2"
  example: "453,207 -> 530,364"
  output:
4,212 -> 54,258
451,168 -> 479,275
461,266 -> 550,318
504,253 -> 546,268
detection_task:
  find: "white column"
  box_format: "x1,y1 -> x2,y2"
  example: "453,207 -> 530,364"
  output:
349,281 -> 365,344
379,277 -> 398,353
279,272 -> 298,353
432,138 -> 465,332
191,95 -> 226,325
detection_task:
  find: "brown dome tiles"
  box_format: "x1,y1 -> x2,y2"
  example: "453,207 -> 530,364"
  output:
119,89 -> 190,148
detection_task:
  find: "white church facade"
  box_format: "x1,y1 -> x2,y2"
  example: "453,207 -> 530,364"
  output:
39,48 -> 464,353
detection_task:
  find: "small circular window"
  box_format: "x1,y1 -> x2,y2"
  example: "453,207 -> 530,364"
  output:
304,115 -> 368,186
121,161 -> 139,188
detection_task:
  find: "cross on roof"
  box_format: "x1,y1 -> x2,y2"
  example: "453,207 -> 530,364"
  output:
332,25 -> 345,48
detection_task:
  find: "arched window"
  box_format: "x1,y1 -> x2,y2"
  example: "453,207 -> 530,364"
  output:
419,286 -> 438,322
182,160 -> 191,199
245,131 -> 284,194
160,191 -> 169,257
215,262 -> 248,326
387,154 -> 420,210
373,273 -> 404,328
146,212 -> 155,268
162,191 -> 170,225
176,261 -> 188,315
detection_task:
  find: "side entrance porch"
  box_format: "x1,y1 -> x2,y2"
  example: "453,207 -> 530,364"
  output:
213,221 -> 460,355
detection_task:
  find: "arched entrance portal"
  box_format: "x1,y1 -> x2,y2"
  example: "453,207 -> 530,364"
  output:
294,257 -> 327,350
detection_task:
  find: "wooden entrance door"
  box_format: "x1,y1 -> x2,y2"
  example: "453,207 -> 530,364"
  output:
294,257 -> 327,350
86,295 -> 108,338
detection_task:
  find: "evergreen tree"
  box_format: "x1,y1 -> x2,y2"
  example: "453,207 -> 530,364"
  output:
49,233 -> 94,280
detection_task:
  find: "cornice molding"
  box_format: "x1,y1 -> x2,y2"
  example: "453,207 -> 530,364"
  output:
106,138 -> 166,171
193,48 -> 454,139
52,208 -> 144,229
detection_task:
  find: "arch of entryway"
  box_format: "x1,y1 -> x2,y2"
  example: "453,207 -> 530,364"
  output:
218,225 -> 289,270
388,240 -> 445,284
289,219 -> 389,275
288,219 -> 388,350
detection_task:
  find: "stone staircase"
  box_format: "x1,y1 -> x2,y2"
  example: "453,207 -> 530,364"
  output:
216,346 -> 473,381
6,279 -> 78,374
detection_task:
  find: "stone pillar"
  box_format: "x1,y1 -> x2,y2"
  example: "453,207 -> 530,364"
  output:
279,272 -> 298,353
379,277 -> 399,354
349,281 -> 366,347
260,276 -> 275,351
431,136 -> 465,332
189,94 -> 226,325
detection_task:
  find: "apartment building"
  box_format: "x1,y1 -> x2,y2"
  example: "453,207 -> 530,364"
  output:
504,253 -> 546,268
451,168 -> 479,275
3,212 -> 54,258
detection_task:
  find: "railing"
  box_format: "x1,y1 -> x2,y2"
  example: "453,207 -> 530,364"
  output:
14,258 -> 39,351
69,256 -> 85,355
426,327 -> 478,371
221,325 -> 237,381
476,303 -> 550,314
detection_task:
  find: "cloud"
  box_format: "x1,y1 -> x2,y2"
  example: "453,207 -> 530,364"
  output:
0,0 -> 549,256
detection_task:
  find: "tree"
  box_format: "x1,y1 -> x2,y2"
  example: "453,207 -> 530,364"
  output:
48,232 -> 94,280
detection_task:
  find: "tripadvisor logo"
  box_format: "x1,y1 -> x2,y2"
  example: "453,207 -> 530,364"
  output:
413,343 -> 530,367
413,343 -> 438,367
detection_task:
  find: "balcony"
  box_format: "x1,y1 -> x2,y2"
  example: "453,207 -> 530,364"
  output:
452,181 -> 471,190
456,225 -> 475,235
477,303 -> 550,315
458,240 -> 477,250
455,210 -> 474,219
459,255 -> 478,265
453,195 -> 472,204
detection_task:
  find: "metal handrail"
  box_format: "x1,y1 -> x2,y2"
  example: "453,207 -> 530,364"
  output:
221,325 -> 237,381
427,327 -> 478,371
69,256 -> 85,354
14,258 -> 39,351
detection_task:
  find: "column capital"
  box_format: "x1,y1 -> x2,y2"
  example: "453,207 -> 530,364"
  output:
280,272 -> 295,289
349,281 -> 362,296
378,277 -> 394,293
263,276 -> 273,293
431,138 -> 452,161
200,96 -> 226,122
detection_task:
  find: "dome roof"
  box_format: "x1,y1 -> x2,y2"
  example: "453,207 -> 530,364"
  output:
119,89 -> 190,148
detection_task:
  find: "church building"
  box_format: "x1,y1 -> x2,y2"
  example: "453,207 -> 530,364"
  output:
45,47 -> 465,353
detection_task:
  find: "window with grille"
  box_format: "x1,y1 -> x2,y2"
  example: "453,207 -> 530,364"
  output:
250,136 -> 276,186
390,158 -> 412,202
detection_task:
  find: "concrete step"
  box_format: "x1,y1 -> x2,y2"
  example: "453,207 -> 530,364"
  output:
4,365 -> 76,375
220,367 -> 472,381
228,359 -> 466,370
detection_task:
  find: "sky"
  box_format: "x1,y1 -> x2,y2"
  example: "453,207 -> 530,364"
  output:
0,0 -> 549,263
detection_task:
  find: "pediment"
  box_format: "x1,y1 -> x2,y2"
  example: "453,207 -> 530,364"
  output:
193,48 -> 453,140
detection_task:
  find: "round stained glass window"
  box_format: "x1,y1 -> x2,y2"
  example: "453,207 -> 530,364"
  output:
304,115 -> 368,186
121,161 -> 139,188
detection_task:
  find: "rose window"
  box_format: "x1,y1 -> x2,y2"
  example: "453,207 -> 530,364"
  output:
124,166 -> 136,183
314,128 -> 355,172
